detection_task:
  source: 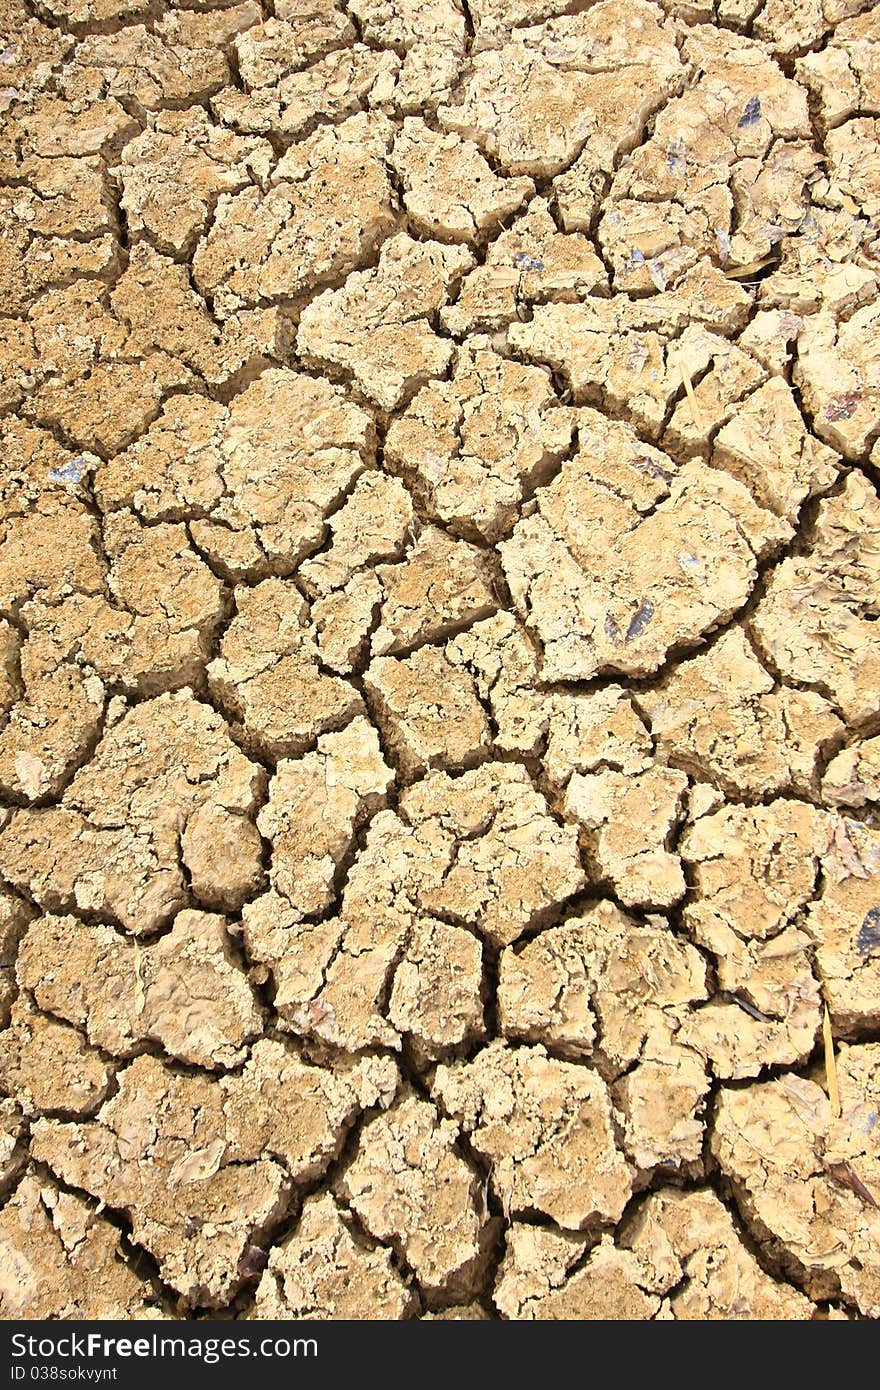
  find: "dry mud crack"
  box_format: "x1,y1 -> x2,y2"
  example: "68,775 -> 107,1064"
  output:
1,0 -> 879,1322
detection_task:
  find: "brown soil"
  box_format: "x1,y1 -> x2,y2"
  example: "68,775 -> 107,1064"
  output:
0,0 -> 879,1321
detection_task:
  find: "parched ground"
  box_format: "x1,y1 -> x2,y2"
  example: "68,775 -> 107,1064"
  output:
0,0 -> 879,1322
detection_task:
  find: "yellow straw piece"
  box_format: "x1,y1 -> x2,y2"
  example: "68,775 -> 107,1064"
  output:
823,1005 -> 841,1118
724,256 -> 777,279
675,354 -> 703,431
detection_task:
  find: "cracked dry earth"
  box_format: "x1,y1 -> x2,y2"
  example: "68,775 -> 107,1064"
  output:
1,0 -> 880,1327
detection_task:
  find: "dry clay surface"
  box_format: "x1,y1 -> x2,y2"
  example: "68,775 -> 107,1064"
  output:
1,0 -> 880,1322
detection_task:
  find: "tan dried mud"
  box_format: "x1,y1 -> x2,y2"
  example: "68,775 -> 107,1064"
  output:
0,0 -> 879,1322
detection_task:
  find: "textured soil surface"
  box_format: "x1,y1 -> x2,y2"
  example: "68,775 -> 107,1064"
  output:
1,0 -> 879,1322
